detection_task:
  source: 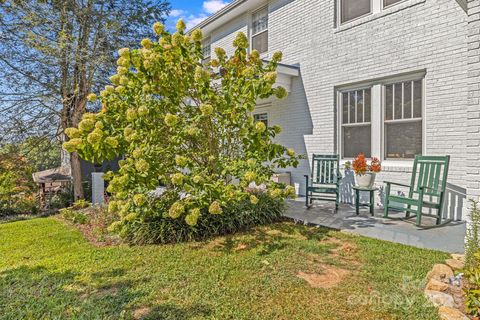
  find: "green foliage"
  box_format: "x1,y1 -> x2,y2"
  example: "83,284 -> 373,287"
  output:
466,200 -> 480,269
0,146 -> 37,216
465,259 -> 480,316
19,137 -> 61,172
71,199 -> 91,210
63,20 -> 301,241
122,192 -> 285,245
60,208 -> 88,225
49,189 -> 73,210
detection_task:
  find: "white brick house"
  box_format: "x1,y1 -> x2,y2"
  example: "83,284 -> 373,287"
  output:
194,0 -> 480,221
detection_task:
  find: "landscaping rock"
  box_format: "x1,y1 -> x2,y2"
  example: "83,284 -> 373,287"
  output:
427,264 -> 454,282
451,254 -> 465,262
424,290 -> 455,308
445,258 -> 464,271
438,306 -> 469,320
426,278 -> 449,292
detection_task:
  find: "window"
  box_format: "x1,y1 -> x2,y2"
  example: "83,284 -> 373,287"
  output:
340,0 -> 371,23
253,112 -> 268,126
383,0 -> 404,7
202,37 -> 211,63
384,80 -> 423,159
339,0 -> 406,25
251,7 -> 268,54
341,88 -> 372,158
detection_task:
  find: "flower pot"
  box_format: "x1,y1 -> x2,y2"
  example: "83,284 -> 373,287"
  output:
355,172 -> 376,188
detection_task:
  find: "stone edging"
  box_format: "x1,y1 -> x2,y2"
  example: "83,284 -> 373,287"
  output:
424,254 -> 469,320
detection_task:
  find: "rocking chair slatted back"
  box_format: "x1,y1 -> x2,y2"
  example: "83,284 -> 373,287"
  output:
311,154 -> 339,185
410,156 -> 450,197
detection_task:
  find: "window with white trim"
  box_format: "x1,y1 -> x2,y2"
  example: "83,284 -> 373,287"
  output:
251,7 -> 268,54
338,74 -> 424,160
253,112 -> 268,127
340,88 -> 372,158
202,37 -> 211,63
384,79 -> 423,159
339,0 -> 405,24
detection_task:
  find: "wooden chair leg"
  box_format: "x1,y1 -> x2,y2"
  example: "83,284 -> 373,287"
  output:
416,202 -> 423,227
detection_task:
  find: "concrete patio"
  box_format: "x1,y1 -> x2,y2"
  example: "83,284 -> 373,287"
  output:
284,198 -> 466,253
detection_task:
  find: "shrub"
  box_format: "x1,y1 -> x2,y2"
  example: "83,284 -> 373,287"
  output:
71,199 -> 91,210
63,20 -> 301,243
60,208 -> 88,225
466,200 -> 480,269
121,192 -> 285,245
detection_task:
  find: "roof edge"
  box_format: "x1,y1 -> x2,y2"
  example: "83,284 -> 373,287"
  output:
188,0 -> 247,33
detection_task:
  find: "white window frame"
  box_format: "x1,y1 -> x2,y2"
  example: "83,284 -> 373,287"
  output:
253,112 -> 269,127
382,77 -> 425,161
337,71 -> 426,164
339,86 -> 373,159
337,0 -> 406,25
202,37 -> 211,62
250,5 -> 268,54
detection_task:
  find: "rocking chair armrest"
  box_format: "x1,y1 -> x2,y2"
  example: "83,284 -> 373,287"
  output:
384,181 -> 411,188
418,185 -> 443,194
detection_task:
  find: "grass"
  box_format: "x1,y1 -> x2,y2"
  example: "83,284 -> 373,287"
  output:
0,217 -> 448,320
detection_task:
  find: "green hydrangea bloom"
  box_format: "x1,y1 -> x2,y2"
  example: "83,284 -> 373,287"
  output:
105,137 -> 118,148
250,195 -> 259,205
176,19 -> 186,33
208,201 -> 223,215
275,86 -> 288,99
126,108 -> 137,122
287,148 -> 296,157
255,121 -> 266,133
169,201 -> 185,219
133,194 -> 147,207
87,93 -> 97,102
244,171 -> 256,182
191,29 -> 203,42
87,131 -> 102,144
200,104 -> 213,116
135,159 -> 150,173
170,173 -> 184,185
63,138 -> 82,153
233,32 -> 248,49
164,113 -> 179,127
65,127 -> 80,139
153,22 -> 164,35
185,208 -> 201,226
78,119 -> 95,132
175,155 -> 188,167
141,38 -> 153,49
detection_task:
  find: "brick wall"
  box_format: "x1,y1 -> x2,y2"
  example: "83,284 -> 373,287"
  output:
203,0 -> 470,219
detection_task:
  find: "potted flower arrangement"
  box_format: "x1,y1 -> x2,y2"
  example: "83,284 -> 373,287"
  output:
352,153 -> 382,188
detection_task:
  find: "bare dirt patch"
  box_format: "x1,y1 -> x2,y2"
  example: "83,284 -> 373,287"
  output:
297,264 -> 350,289
132,307 -> 152,320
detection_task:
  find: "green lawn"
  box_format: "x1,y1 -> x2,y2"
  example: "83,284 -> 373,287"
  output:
0,217 -> 447,320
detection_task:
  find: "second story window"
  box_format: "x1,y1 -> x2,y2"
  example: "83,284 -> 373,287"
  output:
340,0 -> 371,23
339,0 -> 405,25
251,7 -> 268,54
202,37 -> 211,63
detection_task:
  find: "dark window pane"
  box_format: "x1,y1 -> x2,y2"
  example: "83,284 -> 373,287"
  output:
364,89 -> 371,122
413,80 -> 422,118
252,31 -> 268,54
384,0 -> 403,7
343,125 -> 371,158
356,90 -> 364,123
349,91 -> 356,124
385,121 -> 422,159
394,83 -> 402,120
254,113 -> 268,127
252,7 -> 268,34
342,92 -> 349,124
341,0 -> 371,23
403,81 -> 412,119
385,84 -> 393,120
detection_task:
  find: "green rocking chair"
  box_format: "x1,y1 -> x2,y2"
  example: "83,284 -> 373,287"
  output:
304,154 -> 341,210
383,155 -> 450,227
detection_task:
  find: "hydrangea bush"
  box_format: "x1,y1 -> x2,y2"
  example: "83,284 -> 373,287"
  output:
63,20 -> 301,243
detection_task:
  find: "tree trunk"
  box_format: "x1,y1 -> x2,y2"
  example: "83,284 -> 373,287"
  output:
70,151 -> 84,200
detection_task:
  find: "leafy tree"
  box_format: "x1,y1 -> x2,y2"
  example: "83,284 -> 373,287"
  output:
64,20 -> 300,240
0,146 -> 37,215
0,0 -> 170,200
19,137 -> 61,172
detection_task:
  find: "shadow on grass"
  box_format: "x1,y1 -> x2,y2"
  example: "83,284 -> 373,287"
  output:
0,265 -> 144,319
211,221 -> 332,256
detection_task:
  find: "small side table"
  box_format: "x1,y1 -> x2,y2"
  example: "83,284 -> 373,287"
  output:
353,186 -> 378,216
